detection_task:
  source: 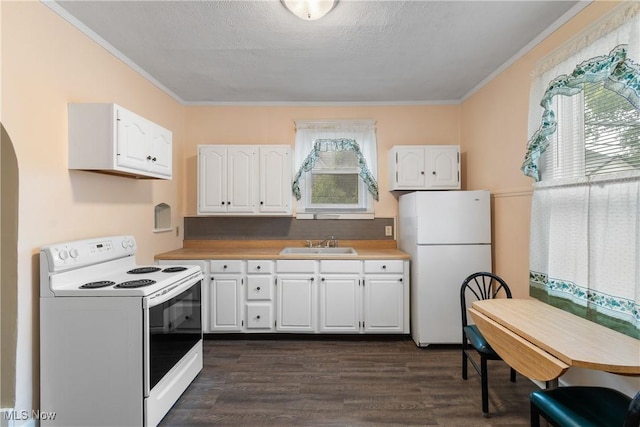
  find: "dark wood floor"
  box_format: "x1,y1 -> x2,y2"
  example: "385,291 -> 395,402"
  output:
159,336 -> 538,426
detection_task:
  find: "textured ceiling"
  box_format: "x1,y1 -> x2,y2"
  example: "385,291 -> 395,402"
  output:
49,0 -> 586,104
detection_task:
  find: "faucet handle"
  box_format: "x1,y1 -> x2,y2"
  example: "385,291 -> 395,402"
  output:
306,240 -> 313,248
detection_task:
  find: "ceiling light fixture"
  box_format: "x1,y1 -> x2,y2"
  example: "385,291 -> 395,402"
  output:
281,0 -> 338,21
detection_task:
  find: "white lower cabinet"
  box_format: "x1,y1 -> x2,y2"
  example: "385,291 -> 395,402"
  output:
209,260 -> 244,332
170,257 -> 409,335
245,260 -> 275,332
363,260 -> 408,333
275,260 -> 318,332
319,260 -> 362,333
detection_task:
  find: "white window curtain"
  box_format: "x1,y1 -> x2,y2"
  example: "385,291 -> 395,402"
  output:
293,119 -> 378,218
525,3 -> 640,338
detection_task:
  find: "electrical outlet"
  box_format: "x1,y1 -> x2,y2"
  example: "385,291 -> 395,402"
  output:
385,225 -> 393,236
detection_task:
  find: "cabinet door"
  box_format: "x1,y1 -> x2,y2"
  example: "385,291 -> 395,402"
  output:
148,125 -> 172,177
319,275 -> 360,333
276,275 -> 317,332
227,146 -> 257,213
363,275 -> 404,333
259,146 -> 292,215
426,146 -> 460,189
394,147 -> 426,189
209,275 -> 243,331
198,146 -> 227,213
116,107 -> 151,172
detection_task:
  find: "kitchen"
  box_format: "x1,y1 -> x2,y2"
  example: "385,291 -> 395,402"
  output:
2,1 -> 639,426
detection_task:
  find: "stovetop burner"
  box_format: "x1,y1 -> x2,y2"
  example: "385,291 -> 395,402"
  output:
127,267 -> 161,274
162,266 -> 188,273
115,279 -> 157,289
80,280 -> 116,289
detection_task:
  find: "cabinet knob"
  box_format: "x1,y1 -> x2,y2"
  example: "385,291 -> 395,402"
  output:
152,157 -> 157,162
256,287 -> 261,291
432,171 -> 436,175
399,278 -> 403,282
321,277 -> 325,281
223,265 -> 227,269
382,265 -> 387,270
146,155 -> 152,160
310,277 -> 314,281
256,315 -> 261,320
420,171 -> 425,175
260,201 -> 264,205
221,201 -> 225,205
256,265 -> 261,270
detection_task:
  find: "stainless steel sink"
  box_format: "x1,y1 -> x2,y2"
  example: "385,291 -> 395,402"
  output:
279,247 -> 358,256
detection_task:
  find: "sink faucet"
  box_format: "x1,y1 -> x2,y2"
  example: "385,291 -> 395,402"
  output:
318,236 -> 338,248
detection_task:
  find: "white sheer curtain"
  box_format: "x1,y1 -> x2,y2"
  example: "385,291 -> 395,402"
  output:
294,120 -> 377,177
527,3 -> 640,336
293,119 -> 378,218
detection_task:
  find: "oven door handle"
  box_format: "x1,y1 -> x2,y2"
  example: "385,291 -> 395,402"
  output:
143,272 -> 203,309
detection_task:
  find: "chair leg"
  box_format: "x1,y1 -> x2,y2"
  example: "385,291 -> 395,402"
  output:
462,348 -> 468,380
510,367 -> 516,383
530,400 -> 541,427
481,356 -> 489,417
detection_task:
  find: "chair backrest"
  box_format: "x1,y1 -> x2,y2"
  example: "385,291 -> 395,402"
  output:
624,390 -> 640,427
460,272 -> 512,328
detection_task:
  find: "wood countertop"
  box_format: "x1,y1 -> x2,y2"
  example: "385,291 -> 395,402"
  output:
155,240 -> 411,261
470,299 -> 640,381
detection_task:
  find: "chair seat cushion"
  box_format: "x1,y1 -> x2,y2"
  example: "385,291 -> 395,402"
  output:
530,386 -> 631,427
463,324 -> 499,357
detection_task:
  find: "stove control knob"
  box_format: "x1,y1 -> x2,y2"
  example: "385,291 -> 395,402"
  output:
121,239 -> 128,249
69,248 -> 79,259
58,249 -> 69,260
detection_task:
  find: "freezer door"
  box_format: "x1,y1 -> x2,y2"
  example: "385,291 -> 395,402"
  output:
415,190 -> 491,244
410,244 -> 492,346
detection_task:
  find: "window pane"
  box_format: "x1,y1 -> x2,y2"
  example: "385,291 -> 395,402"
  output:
310,174 -> 359,204
584,82 -> 640,176
314,150 -> 358,170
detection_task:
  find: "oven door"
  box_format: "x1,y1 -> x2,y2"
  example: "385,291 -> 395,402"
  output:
143,275 -> 202,395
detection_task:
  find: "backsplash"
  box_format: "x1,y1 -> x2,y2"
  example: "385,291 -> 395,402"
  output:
184,217 -> 395,240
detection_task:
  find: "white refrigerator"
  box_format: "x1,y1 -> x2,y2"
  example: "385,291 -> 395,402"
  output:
398,190 -> 492,346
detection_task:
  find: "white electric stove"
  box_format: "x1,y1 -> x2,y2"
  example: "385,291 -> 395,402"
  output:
40,235 -> 204,427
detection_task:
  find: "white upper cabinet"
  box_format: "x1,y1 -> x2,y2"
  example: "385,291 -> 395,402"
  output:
68,103 -> 172,179
389,145 -> 460,190
198,144 -> 292,216
258,146 -> 291,215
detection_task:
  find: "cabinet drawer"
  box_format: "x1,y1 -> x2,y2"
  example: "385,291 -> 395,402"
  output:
245,303 -> 273,329
209,260 -> 243,274
247,260 -> 274,274
364,260 -> 404,274
320,260 -> 362,274
276,260 -> 317,273
246,276 -> 273,300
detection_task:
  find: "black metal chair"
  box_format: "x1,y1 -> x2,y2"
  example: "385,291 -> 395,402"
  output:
460,272 -> 516,416
530,387 -> 640,427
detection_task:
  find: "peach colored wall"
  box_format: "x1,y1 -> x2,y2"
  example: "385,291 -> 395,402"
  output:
462,0 -> 639,394
1,2 -> 185,412
184,105 -> 461,218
